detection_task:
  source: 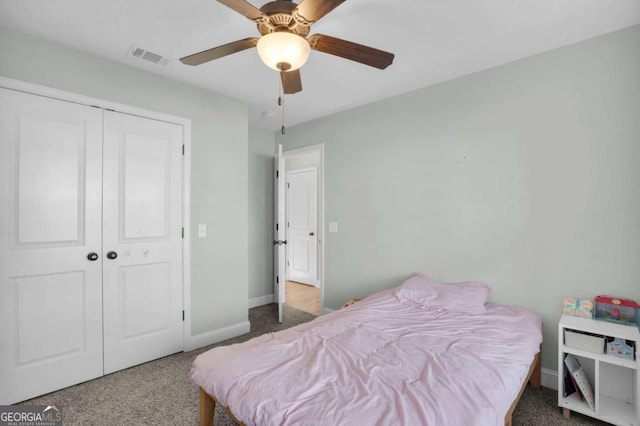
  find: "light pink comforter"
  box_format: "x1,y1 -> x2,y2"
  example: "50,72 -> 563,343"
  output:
191,289 -> 542,426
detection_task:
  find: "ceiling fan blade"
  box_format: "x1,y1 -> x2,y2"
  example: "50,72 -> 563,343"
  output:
180,38 -> 259,66
281,69 -> 302,94
217,0 -> 267,21
294,0 -> 346,23
308,34 -> 394,69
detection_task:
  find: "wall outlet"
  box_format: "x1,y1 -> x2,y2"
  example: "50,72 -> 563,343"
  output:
198,224 -> 207,238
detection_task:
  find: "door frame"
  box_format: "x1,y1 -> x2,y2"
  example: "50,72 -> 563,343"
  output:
0,76 -> 193,349
282,144 -> 325,314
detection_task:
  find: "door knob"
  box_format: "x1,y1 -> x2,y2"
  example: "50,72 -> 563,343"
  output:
87,252 -> 99,261
309,232 -> 314,236
106,251 -> 118,260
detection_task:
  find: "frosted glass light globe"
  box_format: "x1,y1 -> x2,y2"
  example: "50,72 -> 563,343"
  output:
257,32 -> 310,71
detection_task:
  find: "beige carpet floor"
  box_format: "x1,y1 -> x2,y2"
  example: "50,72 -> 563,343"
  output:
22,304 -> 606,425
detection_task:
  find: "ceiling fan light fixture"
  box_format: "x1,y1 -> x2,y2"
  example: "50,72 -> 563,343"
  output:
257,32 -> 310,72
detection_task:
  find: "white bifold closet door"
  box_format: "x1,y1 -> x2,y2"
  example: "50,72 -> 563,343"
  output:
0,88 -> 104,405
0,88 -> 183,404
102,111 -> 183,374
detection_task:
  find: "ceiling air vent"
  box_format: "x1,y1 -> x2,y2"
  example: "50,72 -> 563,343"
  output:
128,45 -> 169,66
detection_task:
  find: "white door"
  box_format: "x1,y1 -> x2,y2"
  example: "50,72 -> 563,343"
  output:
0,89 -> 104,404
286,168 -> 317,286
102,111 -> 184,374
274,144 -> 286,323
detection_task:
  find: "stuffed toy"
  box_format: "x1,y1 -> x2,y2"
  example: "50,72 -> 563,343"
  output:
563,297 -> 593,318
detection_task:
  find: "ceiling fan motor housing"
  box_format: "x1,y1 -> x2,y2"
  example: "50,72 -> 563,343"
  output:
257,1 -> 310,36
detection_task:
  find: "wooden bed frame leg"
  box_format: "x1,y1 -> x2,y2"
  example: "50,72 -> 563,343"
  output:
529,352 -> 541,389
562,407 -> 571,419
200,387 -> 216,426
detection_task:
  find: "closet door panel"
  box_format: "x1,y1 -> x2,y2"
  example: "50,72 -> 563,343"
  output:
121,133 -> 169,239
102,111 -> 183,374
119,263 -> 172,337
15,114 -> 83,244
0,88 -> 103,404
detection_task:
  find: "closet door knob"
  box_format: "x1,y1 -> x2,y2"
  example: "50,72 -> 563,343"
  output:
87,252 -> 99,261
106,251 -> 118,260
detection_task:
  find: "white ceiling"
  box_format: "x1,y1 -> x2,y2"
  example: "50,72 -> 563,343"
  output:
1,1 -> 639,130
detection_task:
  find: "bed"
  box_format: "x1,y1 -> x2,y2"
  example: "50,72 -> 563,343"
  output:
191,274 -> 543,426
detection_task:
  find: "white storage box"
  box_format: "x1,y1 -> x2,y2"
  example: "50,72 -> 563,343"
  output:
564,329 -> 605,354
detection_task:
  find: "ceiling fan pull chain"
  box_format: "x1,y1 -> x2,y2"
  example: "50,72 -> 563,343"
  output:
277,70 -> 283,106
277,72 -> 285,134
281,93 -> 286,135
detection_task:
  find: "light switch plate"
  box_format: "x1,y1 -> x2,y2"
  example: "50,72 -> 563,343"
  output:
198,224 -> 207,238
329,222 -> 338,233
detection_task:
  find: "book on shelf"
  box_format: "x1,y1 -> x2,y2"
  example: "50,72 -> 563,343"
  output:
563,366 -> 578,398
564,354 -> 595,410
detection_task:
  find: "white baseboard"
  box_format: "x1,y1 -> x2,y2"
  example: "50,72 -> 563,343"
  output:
541,367 -> 558,390
249,294 -> 274,308
185,321 -> 250,352
322,307 -> 336,315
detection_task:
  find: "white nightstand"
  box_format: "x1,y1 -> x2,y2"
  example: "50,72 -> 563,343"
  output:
558,315 -> 639,425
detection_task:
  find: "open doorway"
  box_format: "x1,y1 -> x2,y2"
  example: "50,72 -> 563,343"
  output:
283,145 -> 324,318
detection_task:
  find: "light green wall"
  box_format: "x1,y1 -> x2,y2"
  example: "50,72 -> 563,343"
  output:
277,24 -> 640,371
248,127 -> 275,299
0,26 -> 249,336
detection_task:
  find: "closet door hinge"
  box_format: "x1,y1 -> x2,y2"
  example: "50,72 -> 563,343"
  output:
276,170 -> 279,178
181,227 -> 184,238
182,310 -> 185,321
182,144 -> 185,155
276,275 -> 279,284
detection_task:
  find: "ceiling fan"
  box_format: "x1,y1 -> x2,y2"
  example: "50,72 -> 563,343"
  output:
179,0 -> 395,94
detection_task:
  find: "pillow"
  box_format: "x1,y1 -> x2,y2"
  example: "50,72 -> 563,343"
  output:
393,273 -> 491,315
